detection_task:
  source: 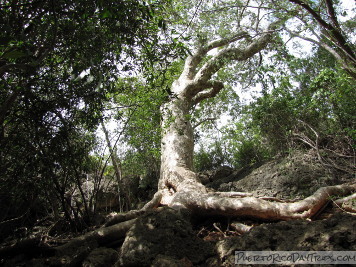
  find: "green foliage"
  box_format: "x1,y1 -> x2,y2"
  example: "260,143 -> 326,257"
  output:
233,140 -> 264,167
0,0 -> 354,237
108,77 -> 166,178
247,64 -> 355,155
249,79 -> 296,153
0,0 -> 174,234
200,44 -> 355,169
108,58 -> 185,178
217,114 -> 272,169
194,114 -> 271,170
309,68 -> 355,134
194,141 -> 227,172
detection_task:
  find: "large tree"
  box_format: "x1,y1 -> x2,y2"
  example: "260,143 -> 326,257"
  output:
1,0 -> 354,263
159,22 -> 280,203
157,20 -> 354,220
109,0 -> 355,220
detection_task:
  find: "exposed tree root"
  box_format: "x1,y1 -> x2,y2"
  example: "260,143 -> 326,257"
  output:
47,219 -> 136,266
0,219 -> 136,264
46,182 -> 354,264
230,222 -> 253,234
166,183 -> 356,220
105,191 -> 162,226
59,219 -> 135,252
1,183 -> 354,265
53,182 -> 356,253
333,192 -> 356,213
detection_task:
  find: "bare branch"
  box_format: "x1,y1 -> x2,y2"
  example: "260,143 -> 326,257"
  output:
325,0 -> 341,30
285,28 -> 356,78
191,80 -> 224,105
180,31 -> 249,80
201,4 -> 276,14
192,117 -> 217,129
205,32 -> 250,52
288,0 -> 355,62
193,26 -> 277,84
178,20 -> 283,102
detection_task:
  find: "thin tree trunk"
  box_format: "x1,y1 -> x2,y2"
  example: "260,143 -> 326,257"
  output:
101,119 -> 131,211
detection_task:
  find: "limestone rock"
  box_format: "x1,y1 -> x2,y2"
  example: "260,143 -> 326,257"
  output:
82,247 -> 119,267
216,213 -> 356,266
119,208 -> 214,266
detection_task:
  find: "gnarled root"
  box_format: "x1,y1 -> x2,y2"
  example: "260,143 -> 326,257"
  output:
105,191 -> 162,226
3,184 -> 353,265
167,183 -> 356,220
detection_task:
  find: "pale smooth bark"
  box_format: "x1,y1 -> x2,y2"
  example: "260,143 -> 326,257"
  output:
166,183 -> 355,220
158,20 -> 355,220
101,119 -> 125,211
159,22 -> 281,201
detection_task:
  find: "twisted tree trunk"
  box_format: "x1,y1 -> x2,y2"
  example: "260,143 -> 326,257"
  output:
157,20 -> 355,219
159,22 -> 276,206
5,21 -> 355,265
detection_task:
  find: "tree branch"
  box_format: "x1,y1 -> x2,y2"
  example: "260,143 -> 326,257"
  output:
285,28 -> 356,79
193,35 -> 267,83
192,21 -> 281,85
191,80 -> 224,105
288,0 -> 355,62
325,0 -> 341,30
192,117 -> 217,129
180,31 -> 249,80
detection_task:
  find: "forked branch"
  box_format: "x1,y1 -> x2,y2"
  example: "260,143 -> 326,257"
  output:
180,31 -> 249,80
191,80 -> 224,105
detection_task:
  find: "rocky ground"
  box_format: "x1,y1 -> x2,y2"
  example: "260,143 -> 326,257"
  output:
202,149 -> 352,199
1,149 -> 355,266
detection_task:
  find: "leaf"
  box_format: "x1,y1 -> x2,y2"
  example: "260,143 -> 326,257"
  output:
3,50 -> 27,59
101,9 -> 112,18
